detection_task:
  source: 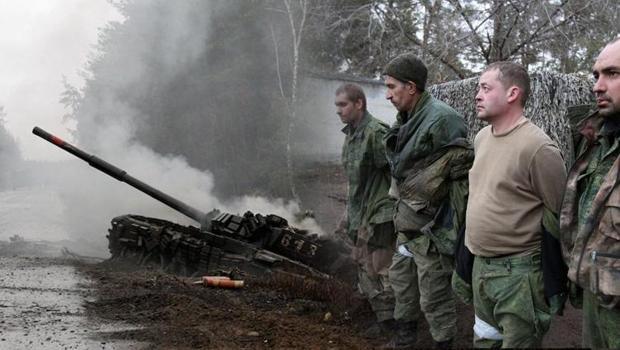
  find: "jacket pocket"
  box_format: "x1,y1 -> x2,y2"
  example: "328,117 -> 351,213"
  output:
599,189 -> 620,241
393,199 -> 432,234
590,251 -> 620,299
590,190 -> 620,300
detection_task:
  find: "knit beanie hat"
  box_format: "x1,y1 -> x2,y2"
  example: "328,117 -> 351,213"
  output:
383,53 -> 428,91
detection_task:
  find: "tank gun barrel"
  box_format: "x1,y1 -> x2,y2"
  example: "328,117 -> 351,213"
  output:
32,126 -> 208,224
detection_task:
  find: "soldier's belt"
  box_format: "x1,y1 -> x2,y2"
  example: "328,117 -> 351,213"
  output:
476,251 -> 541,267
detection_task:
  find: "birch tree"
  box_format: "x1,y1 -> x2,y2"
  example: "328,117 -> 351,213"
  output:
268,0 -> 310,202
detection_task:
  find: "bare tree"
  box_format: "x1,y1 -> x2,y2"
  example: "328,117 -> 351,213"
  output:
268,0 -> 309,202
304,0 -> 619,81
283,0 -> 307,202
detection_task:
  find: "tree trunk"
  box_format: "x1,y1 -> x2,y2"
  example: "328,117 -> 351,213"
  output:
283,0 -> 307,203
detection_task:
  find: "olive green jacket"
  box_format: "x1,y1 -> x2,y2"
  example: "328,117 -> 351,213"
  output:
385,91 -> 468,182
385,91 -> 469,254
342,112 -> 395,245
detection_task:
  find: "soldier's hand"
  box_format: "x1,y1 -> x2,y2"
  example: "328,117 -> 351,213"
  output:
549,292 -> 567,316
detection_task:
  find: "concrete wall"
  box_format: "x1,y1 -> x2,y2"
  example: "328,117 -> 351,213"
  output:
294,75 -> 393,162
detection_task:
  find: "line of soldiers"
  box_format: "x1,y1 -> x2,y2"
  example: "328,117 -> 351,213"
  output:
334,37 -> 620,349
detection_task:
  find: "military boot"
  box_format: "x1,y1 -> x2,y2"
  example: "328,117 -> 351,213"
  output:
435,338 -> 453,349
382,320 -> 417,349
363,319 -> 396,339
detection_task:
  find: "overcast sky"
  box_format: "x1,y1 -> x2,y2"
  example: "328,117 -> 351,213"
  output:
0,0 -> 123,160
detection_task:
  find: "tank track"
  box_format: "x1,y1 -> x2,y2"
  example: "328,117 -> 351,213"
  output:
107,212 -> 354,281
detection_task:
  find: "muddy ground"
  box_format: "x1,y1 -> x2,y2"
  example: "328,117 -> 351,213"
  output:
0,162 -> 583,348
78,259 -> 583,349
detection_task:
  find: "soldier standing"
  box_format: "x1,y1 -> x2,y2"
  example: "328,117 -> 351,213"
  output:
334,83 -> 397,338
465,61 -> 567,348
382,53 -> 472,349
560,37 -> 620,348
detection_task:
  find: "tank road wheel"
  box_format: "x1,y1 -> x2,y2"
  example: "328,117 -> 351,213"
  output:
138,250 -> 154,266
159,254 -> 168,270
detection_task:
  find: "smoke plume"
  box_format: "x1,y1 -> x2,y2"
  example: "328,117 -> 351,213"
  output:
46,0 -> 324,255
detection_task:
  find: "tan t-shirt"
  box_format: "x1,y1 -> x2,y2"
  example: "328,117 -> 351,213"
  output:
465,118 -> 567,257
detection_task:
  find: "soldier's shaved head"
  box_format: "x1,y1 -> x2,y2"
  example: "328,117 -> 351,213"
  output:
593,38 -> 620,118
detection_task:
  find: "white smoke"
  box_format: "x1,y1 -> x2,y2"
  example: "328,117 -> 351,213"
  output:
1,1 -> 327,257
43,98 -> 325,257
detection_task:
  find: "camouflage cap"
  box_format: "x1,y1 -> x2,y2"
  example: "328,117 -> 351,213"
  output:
383,53 -> 428,91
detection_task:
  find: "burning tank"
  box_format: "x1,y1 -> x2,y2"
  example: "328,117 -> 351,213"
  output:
32,127 -> 354,281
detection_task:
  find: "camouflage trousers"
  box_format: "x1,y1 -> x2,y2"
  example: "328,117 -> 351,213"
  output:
352,227 -> 396,322
472,252 -> 551,348
582,288 -> 620,349
389,233 -> 456,342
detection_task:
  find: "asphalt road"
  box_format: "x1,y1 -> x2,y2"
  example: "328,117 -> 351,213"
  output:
0,256 -> 146,350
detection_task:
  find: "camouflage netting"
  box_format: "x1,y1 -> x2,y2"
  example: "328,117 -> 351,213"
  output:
429,72 -> 594,162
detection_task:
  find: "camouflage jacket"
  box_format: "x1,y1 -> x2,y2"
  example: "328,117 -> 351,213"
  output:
385,91 -> 469,254
560,107 -> 620,305
342,112 -> 395,243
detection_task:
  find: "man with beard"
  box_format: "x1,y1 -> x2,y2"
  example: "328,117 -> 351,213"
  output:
465,61 -> 567,348
560,37 -> 620,348
382,53 -> 472,349
334,83 -> 397,339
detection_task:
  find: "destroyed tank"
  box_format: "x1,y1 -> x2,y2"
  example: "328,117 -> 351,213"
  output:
33,127 -> 354,281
